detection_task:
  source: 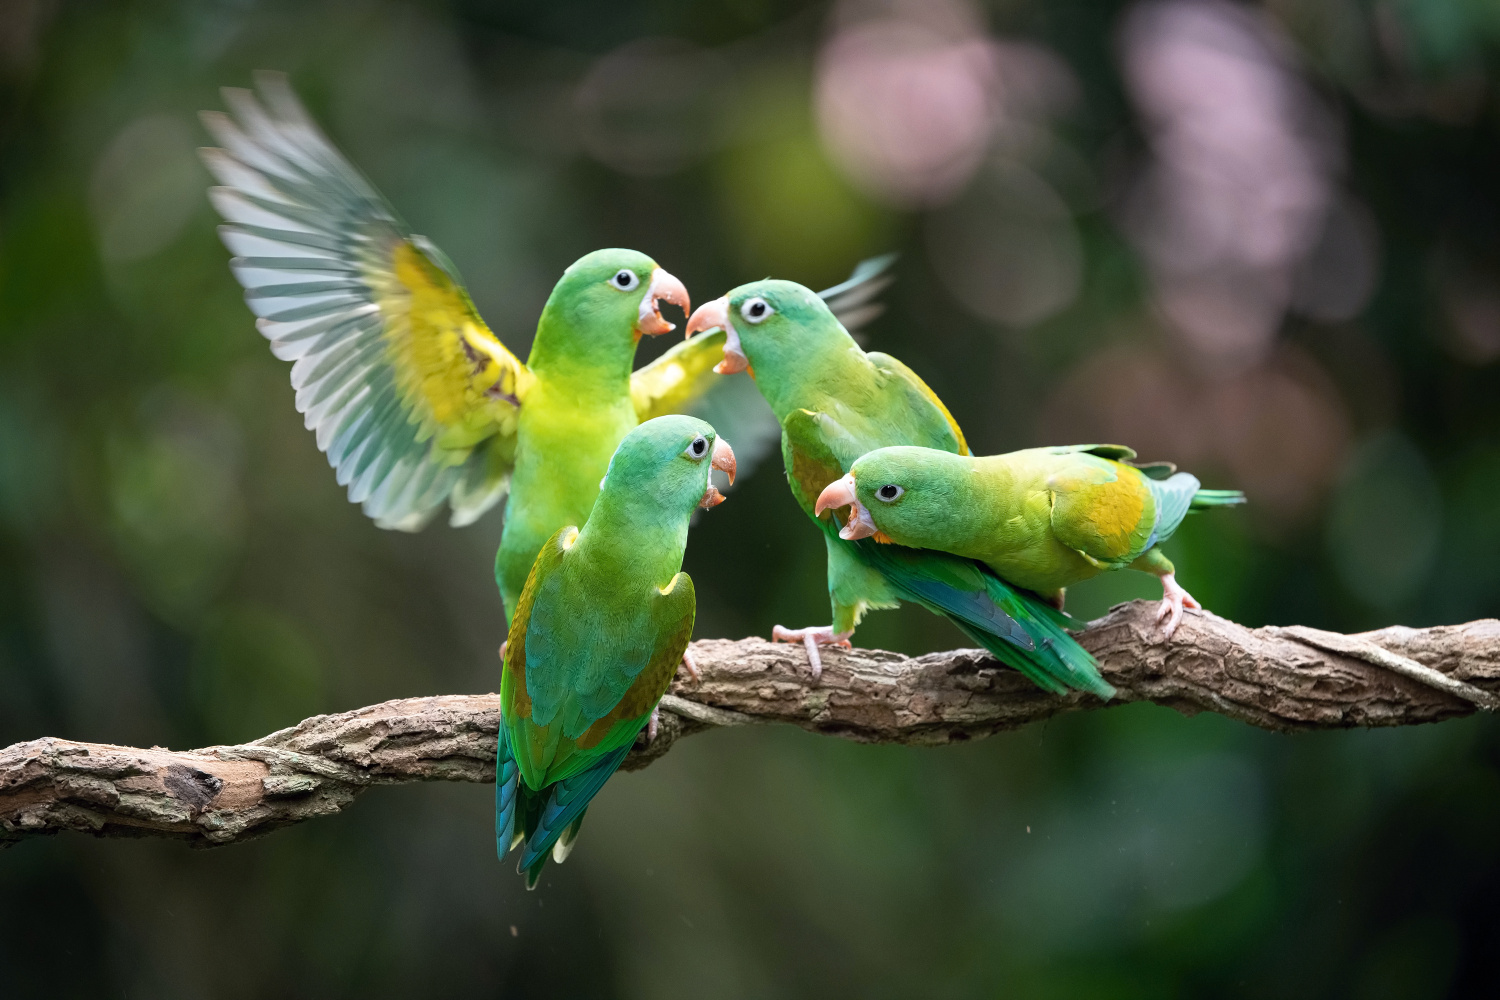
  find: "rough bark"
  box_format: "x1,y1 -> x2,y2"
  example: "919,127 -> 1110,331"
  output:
3,602 -> 1496,848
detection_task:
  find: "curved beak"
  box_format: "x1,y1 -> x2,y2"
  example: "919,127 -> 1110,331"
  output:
815,473 -> 877,540
711,436 -> 737,485
700,437 -> 736,509
686,296 -> 748,374
636,267 -> 691,338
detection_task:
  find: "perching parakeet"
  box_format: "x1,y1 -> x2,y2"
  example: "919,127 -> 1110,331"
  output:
200,73 -> 888,623
816,445 -> 1245,637
685,280 -> 1113,697
496,415 -> 735,887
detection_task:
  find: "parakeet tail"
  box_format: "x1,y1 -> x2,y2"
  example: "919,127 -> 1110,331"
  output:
516,744 -> 632,885
1190,489 -> 1247,509
495,726 -> 522,860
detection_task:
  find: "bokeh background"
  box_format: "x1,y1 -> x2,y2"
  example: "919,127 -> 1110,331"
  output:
2,0 -> 1499,995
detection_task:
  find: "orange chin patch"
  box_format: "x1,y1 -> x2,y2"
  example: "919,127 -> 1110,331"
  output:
873,530 -> 894,544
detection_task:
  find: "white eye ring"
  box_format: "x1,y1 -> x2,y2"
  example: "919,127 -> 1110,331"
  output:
685,436 -> 709,459
610,269 -> 640,291
740,297 -> 774,324
875,484 -> 904,502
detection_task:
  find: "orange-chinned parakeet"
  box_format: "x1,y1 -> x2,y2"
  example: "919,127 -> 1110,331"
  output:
201,73 -> 888,624
496,415 -> 735,887
817,445 -> 1245,637
686,280 -> 1114,696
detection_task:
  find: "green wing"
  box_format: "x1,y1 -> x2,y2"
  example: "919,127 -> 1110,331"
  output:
202,72 -> 525,531
866,353 -> 970,455
505,528 -> 694,788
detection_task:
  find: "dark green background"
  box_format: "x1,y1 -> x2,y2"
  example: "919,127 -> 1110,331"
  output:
2,0 -> 1498,995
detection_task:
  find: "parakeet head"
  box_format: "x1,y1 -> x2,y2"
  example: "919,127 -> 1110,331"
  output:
599,414 -> 737,517
535,249 -> 690,365
815,446 -> 968,547
683,279 -> 852,388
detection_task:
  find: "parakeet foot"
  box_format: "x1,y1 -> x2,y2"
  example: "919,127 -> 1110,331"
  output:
771,624 -> 853,682
679,650 -> 701,683
646,707 -> 660,743
1155,572 -> 1201,640
498,640 -> 507,662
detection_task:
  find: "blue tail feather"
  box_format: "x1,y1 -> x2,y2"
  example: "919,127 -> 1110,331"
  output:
495,725 -> 521,860
517,743 -> 633,881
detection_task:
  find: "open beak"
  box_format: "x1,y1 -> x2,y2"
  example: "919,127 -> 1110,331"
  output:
685,296 -> 748,374
701,437 -> 737,509
636,267 -> 691,338
815,473 -> 877,540
711,436 -> 736,485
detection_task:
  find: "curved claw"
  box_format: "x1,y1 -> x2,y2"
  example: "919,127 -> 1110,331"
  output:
1155,572 -> 1202,640
771,624 -> 853,683
679,650 -> 701,683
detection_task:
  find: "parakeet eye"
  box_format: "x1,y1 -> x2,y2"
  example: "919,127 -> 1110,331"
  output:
685,436 -> 709,459
610,269 -> 640,291
740,297 -> 774,324
875,484 -> 904,502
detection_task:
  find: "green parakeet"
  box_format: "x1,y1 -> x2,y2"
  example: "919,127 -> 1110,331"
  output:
201,73 -> 889,625
685,280 -> 1113,697
817,444 -> 1245,637
495,415 -> 735,887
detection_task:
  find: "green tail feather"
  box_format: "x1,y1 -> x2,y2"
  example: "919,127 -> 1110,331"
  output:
1190,489 -> 1247,509
853,537 -> 1115,699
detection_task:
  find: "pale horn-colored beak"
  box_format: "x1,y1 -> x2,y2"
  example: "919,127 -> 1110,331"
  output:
710,436 -> 737,485
815,473 -> 877,540
700,436 -> 736,509
685,296 -> 748,374
637,267 -> 691,338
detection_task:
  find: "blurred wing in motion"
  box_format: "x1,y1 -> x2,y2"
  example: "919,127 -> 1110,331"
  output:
631,254 -> 900,488
820,253 -> 896,336
629,328 -> 727,424
201,71 -> 527,531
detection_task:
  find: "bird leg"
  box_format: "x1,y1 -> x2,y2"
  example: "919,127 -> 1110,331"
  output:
645,707 -> 660,743
678,650 -> 701,683
771,624 -> 853,682
1155,572 -> 1201,640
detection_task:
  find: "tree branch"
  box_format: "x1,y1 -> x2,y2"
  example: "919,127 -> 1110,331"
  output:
3,601 -> 1496,848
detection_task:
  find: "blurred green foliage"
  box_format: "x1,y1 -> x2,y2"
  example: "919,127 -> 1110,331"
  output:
1,0 -> 1498,996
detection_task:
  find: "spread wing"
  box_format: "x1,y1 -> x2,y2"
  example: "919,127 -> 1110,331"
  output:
630,330 -> 727,423
201,72 -> 527,531
820,253 -> 897,335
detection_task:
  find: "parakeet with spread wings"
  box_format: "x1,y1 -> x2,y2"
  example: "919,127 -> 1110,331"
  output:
200,72 -> 889,622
